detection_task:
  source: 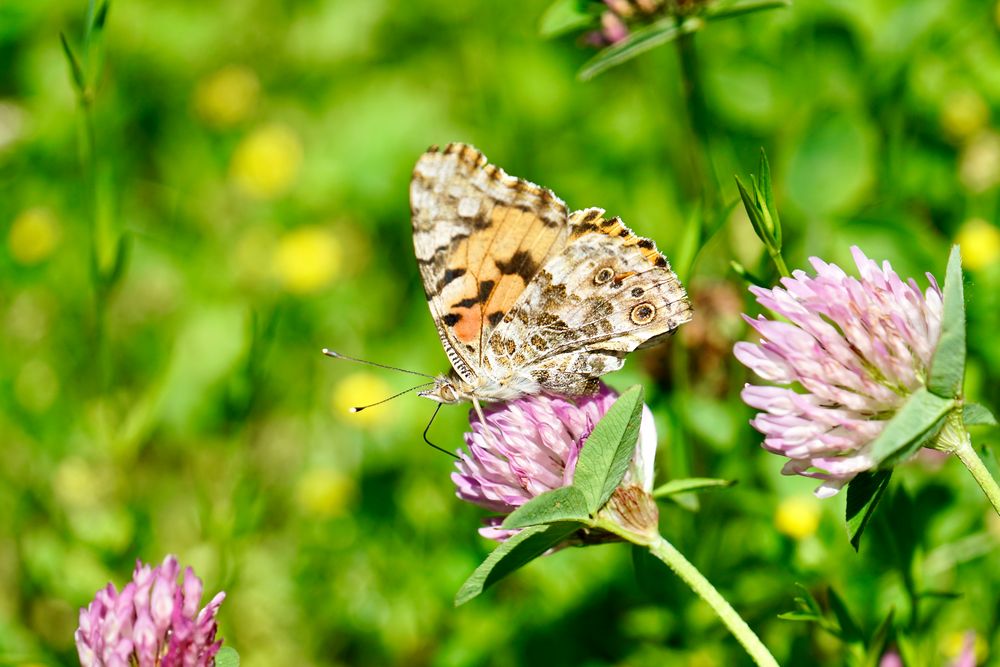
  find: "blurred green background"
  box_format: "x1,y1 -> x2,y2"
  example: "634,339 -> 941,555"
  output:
3,1 -> 1000,665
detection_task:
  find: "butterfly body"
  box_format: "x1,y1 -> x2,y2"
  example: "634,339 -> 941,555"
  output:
411,143 -> 692,406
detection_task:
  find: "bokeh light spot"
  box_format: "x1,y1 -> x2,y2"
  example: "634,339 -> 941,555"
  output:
272,225 -> 341,293
194,64 -> 260,128
230,123 -> 303,199
332,372 -> 395,426
296,468 -> 355,518
8,208 -> 60,265
14,359 -> 58,413
956,218 -> 1000,270
774,495 -> 821,540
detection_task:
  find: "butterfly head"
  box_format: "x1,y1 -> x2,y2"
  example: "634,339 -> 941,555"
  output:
418,374 -> 470,404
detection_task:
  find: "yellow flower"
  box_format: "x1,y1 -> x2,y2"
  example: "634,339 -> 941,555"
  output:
956,218 -> 1000,270
295,468 -> 354,518
332,372 -> 395,426
8,207 -> 60,265
959,130 -> 1000,193
774,495 -> 821,540
271,225 -> 341,293
194,65 -> 260,128
941,90 -> 989,141
15,358 -> 58,413
230,123 -> 303,199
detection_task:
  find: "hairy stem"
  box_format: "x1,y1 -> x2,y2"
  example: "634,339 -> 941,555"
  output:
649,535 -> 779,667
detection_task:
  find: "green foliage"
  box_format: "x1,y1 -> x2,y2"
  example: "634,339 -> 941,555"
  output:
928,246 -> 966,399
572,385 -> 645,512
215,647 -> 240,667
4,0 -> 1000,665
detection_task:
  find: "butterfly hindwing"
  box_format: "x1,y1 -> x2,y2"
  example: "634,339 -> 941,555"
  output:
482,208 -> 692,394
411,143 -> 570,381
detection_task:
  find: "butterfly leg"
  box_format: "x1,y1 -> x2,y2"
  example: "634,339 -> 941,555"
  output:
472,397 -> 487,425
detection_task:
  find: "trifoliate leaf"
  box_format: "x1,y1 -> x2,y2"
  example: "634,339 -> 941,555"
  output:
846,469 -> 892,551
928,246 -> 966,399
502,486 -> 590,529
705,0 -> 791,21
215,647 -> 240,667
963,402 -> 997,427
868,388 -> 953,466
579,16 -> 691,81
455,522 -> 580,605
651,477 -> 735,498
539,0 -> 595,38
573,385 -> 644,513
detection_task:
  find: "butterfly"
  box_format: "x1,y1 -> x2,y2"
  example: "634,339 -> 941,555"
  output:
411,143 -> 692,412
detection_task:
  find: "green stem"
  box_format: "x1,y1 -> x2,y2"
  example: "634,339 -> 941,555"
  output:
674,30 -> 721,220
768,247 -> 791,279
649,535 -> 779,667
953,432 -> 1000,517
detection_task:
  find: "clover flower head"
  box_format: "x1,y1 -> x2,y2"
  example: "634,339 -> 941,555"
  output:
452,383 -> 657,540
734,246 -> 944,498
75,555 -> 226,667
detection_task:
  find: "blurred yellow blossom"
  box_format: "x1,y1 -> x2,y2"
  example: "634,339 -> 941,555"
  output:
774,495 -> 821,539
14,359 -> 58,413
332,372 -> 395,426
956,218 -> 1000,270
194,65 -> 260,128
54,457 -> 113,508
296,468 -> 355,518
272,225 -> 341,293
959,130 -> 1000,193
0,100 -> 26,152
941,90 -> 989,141
942,631 -> 986,665
8,208 -> 60,265
230,123 -> 303,199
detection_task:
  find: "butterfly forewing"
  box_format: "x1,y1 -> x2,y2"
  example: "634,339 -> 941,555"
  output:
411,143 -> 570,380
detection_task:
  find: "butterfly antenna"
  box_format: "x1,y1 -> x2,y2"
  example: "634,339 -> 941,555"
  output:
322,348 -> 435,379
349,382 -> 435,413
423,403 -> 459,459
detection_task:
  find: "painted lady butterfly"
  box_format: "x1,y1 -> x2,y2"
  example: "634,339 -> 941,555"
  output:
409,143 -> 692,412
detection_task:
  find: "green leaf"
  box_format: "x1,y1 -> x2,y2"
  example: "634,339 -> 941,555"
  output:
215,647 -> 240,667
779,584 -> 827,625
827,587 -> 864,646
651,477 -> 735,498
92,0 -> 111,33
730,260 -> 768,287
963,402 -> 997,427
868,388 -> 954,466
579,16 -> 697,81
502,486 -> 590,529
706,0 -> 791,21
60,33 -> 86,94
777,611 -> 824,622
539,0 -> 595,38
863,609 -> 894,667
846,470 -> 892,551
672,202 -> 703,284
735,175 -> 768,245
572,385 -> 644,513
928,246 -> 966,399
757,148 -> 781,247
455,522 -> 580,605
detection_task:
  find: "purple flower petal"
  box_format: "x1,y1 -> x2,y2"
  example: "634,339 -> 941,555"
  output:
75,556 -> 225,667
454,383 -> 658,541
735,247 -> 944,497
